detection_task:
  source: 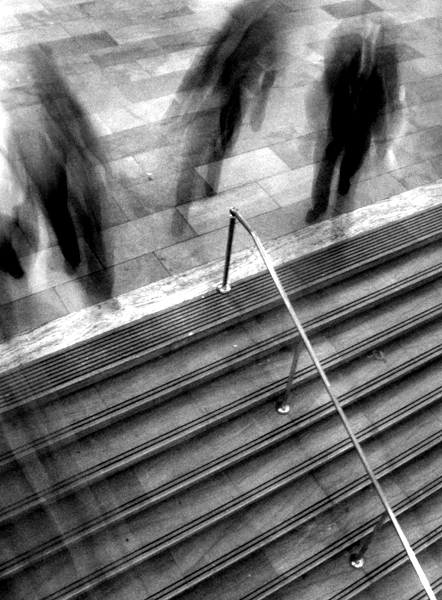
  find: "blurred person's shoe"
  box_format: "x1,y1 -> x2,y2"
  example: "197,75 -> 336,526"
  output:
305,208 -> 325,224
0,239 -> 24,278
338,177 -> 350,195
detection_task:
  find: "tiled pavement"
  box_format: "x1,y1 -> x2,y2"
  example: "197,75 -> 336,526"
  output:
1,0 -> 442,337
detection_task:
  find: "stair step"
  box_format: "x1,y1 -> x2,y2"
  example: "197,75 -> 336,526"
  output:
5,378 -> 442,600
4,206 -> 442,600
4,273 -> 442,528
146,446 -> 442,600
4,321 -> 442,599
348,541 -> 442,600
284,485 -> 442,600
5,237 -> 442,468
2,205 -> 442,411
3,240 -> 442,468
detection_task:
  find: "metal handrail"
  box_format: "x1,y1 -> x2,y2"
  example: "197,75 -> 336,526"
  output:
217,207 -> 436,600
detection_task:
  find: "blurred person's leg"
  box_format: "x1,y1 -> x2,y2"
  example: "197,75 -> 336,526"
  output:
0,234 -> 24,279
219,86 -> 243,156
307,136 -> 343,224
338,128 -> 371,195
41,161 -> 80,270
250,69 -> 276,132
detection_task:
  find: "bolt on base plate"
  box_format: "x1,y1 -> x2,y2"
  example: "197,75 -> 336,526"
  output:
349,553 -> 364,569
217,283 -> 231,294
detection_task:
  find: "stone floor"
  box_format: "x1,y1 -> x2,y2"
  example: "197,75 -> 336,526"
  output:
1,0 -> 442,339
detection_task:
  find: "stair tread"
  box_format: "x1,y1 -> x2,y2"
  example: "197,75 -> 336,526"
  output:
349,541 -> 442,600
164,460 -> 442,600
5,208 -> 442,600
4,311 -> 442,564
5,349 -> 442,599
10,285 -> 442,498
4,239 -> 442,469
3,205 -> 442,412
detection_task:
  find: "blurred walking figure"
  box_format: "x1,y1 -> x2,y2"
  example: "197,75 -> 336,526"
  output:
0,108 -> 25,279
174,0 -> 285,199
21,48 -> 113,298
0,100 -> 41,338
0,106 -> 24,338
306,17 -> 402,224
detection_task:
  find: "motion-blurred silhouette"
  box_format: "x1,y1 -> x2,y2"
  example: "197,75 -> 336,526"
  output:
20,48 -> 114,299
306,17 -> 403,224
173,0 -> 285,207
0,102 -> 36,339
0,105 -> 28,280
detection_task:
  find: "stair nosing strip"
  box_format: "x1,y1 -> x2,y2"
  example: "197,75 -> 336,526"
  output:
10,390 -> 442,600
2,207 -> 442,408
3,293 -> 442,527
3,258 -> 442,470
4,354 -> 442,584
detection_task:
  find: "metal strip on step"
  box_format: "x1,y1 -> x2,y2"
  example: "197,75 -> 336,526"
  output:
2,206 -> 442,413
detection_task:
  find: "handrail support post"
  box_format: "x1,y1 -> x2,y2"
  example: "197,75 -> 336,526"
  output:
217,210 -> 236,294
350,511 -> 388,569
276,340 -> 300,414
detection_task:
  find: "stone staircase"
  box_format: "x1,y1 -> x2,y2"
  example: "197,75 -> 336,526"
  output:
2,197 -> 442,600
